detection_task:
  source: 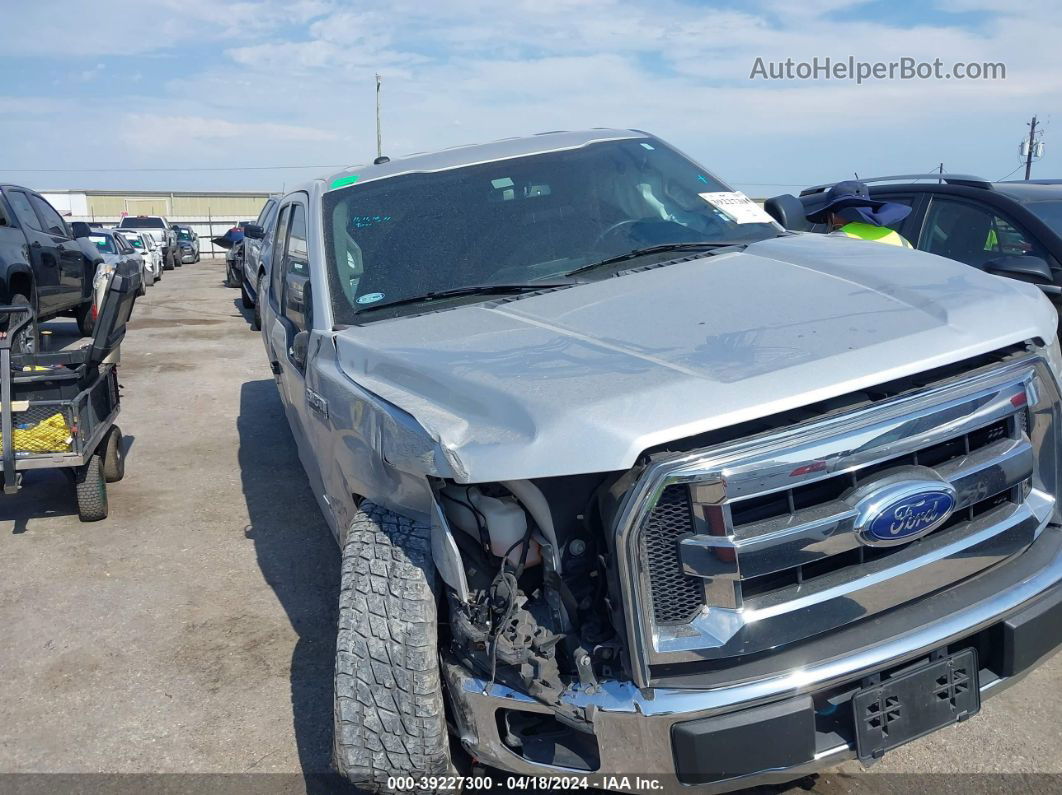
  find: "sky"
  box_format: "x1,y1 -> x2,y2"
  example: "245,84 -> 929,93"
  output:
0,0 -> 1058,197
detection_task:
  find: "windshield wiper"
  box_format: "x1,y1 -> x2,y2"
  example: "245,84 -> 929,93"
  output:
565,241 -> 747,278
354,280 -> 583,315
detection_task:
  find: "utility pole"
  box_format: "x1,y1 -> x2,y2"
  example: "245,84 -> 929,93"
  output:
1025,116 -> 1038,180
375,73 -> 383,160
938,163 -> 944,183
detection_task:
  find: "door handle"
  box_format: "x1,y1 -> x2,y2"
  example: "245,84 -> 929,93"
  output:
56,243 -> 67,252
30,241 -> 41,249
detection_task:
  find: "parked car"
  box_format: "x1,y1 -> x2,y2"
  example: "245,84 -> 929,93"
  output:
219,221 -> 249,289
240,196 -> 280,330
252,130 -> 1062,793
173,224 -> 200,264
766,175 -> 1062,295
0,184 -> 99,350
115,229 -> 163,283
117,215 -> 179,270
88,229 -> 149,296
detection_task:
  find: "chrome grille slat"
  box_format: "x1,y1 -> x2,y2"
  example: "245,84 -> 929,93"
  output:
678,435 -> 1035,582
617,354 -> 1062,687
715,379 -> 1029,502
745,498 -> 1033,617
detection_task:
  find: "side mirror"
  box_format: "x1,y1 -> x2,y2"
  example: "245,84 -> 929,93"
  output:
291,330 -> 309,369
244,224 -> 265,240
70,221 -> 92,239
983,255 -> 1055,286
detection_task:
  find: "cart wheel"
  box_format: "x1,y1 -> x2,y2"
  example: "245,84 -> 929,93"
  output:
102,426 -> 125,483
75,454 -> 109,522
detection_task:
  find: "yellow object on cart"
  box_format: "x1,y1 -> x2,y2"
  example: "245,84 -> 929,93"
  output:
1,412 -> 73,453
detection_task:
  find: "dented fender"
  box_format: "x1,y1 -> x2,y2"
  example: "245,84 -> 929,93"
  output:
309,337 -> 458,543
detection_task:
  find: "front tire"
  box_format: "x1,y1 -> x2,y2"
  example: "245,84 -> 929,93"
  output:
7,292 -> 39,354
333,503 -> 452,792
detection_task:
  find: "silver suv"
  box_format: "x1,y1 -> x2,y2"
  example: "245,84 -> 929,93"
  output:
254,130 -> 1062,792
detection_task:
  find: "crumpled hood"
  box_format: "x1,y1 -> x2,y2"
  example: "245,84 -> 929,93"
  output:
335,233 -> 1058,481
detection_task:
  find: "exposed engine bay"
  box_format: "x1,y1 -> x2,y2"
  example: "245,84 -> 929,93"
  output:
436,475 -> 624,727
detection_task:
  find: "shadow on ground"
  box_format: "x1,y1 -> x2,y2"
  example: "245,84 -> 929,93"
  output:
233,297 -> 256,328
237,378 -> 358,792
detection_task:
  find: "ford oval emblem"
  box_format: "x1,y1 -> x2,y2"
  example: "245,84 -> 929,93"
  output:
846,467 -> 958,548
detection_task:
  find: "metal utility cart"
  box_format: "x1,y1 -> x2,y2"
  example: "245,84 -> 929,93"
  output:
1,260 -> 139,521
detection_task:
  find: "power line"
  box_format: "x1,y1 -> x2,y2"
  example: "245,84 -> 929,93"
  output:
0,164 -> 350,173
997,162 -> 1025,181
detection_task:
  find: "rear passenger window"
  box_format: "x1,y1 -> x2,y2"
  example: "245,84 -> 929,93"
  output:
271,205 -> 291,303
283,204 -> 311,330
262,202 -> 279,239
30,195 -> 68,237
7,191 -> 42,231
256,199 -> 276,227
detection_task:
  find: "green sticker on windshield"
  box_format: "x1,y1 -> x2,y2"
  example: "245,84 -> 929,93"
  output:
331,174 -> 360,189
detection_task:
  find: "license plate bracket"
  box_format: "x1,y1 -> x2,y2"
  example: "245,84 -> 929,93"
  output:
853,648 -> 980,761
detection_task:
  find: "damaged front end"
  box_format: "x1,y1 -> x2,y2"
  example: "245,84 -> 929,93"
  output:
431,474 -> 627,771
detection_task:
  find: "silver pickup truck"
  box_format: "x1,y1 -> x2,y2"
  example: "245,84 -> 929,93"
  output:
251,129 -> 1062,793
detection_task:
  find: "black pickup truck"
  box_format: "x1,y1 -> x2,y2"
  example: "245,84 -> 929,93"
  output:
0,185 -> 99,352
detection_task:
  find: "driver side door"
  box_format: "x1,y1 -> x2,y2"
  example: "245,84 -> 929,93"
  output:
266,197 -> 325,496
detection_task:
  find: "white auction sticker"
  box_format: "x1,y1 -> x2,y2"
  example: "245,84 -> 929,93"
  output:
699,191 -> 774,224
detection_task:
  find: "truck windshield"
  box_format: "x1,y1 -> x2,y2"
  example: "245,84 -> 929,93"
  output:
322,137 -> 780,322
120,218 -> 164,229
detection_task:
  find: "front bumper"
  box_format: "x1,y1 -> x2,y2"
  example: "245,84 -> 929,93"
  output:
179,248 -> 195,262
443,524 -> 1062,793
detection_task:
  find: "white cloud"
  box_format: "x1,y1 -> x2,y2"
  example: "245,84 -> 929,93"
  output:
119,115 -> 340,154
76,63 -> 106,82
2,0 -> 1059,191
0,0 -> 335,56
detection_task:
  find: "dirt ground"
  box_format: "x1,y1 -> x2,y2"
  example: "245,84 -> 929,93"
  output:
0,260 -> 1059,794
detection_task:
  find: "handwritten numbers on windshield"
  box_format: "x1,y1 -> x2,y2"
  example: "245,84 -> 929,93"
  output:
350,215 -> 393,230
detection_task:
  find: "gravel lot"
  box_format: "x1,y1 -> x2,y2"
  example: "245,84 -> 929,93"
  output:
0,259 -> 1059,794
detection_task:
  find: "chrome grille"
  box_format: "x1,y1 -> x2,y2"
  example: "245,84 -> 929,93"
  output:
729,416 -> 1021,601
616,354 -> 1062,687
641,485 -> 702,624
